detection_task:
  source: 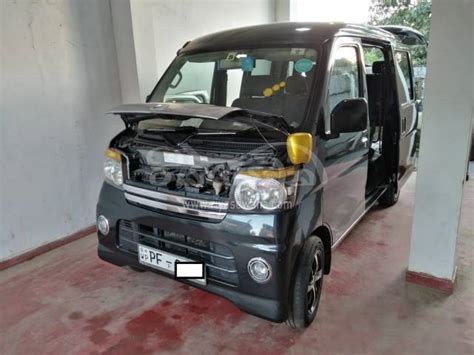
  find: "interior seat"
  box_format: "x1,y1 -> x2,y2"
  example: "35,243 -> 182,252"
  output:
366,61 -> 386,146
231,75 -> 282,116
366,60 -> 387,170
280,74 -> 309,127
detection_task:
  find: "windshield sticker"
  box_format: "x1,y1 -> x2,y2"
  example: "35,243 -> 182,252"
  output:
263,81 -> 286,97
263,87 -> 273,97
240,56 -> 255,72
294,58 -> 314,73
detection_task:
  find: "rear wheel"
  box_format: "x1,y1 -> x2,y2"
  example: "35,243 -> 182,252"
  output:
379,179 -> 399,207
287,236 -> 325,329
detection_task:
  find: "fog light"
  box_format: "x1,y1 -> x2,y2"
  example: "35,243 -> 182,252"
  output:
97,215 -> 109,235
248,257 -> 272,283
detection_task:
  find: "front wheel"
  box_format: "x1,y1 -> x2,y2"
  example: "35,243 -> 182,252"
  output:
287,236 -> 325,329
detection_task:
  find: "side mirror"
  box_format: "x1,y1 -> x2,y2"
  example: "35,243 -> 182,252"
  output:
287,133 -> 313,165
330,98 -> 368,134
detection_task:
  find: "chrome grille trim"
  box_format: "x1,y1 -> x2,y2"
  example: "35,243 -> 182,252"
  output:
123,184 -> 228,220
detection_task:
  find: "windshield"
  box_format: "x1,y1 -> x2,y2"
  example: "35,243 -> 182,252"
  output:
148,48 -> 318,129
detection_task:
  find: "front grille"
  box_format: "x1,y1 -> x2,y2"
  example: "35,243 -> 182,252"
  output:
118,220 -> 238,286
123,184 -> 228,221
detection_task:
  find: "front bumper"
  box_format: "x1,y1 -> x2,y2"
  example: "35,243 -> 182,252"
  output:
96,182 -> 298,322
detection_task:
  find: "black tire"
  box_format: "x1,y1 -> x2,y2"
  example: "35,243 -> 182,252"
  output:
287,236 -> 325,329
128,265 -> 146,272
378,181 -> 399,207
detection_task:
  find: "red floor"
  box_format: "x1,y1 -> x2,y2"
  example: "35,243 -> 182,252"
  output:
1,175 -> 473,354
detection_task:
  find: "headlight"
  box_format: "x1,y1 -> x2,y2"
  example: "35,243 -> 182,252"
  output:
257,179 -> 287,210
232,170 -> 295,211
234,178 -> 260,210
104,149 -> 123,187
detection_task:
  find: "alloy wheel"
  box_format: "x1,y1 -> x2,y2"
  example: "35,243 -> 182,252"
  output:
306,249 -> 323,316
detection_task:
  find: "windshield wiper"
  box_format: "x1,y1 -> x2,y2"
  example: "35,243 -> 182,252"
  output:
143,126 -> 196,134
177,130 -> 237,147
142,127 -> 238,147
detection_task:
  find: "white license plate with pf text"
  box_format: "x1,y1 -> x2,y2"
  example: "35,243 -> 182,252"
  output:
137,244 -> 206,285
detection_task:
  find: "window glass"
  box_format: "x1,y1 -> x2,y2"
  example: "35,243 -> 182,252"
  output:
363,47 -> 384,70
327,46 -> 360,113
395,51 -> 414,100
149,48 -> 318,129
165,62 -> 214,104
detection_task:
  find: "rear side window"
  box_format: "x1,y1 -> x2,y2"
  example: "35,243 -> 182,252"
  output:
395,51 -> 414,100
363,47 -> 384,69
327,46 -> 361,114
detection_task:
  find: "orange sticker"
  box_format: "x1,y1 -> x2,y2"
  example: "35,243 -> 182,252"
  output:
279,81 -> 286,88
272,84 -> 280,91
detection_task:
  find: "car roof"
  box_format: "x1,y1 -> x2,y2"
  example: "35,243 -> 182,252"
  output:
179,22 -> 401,54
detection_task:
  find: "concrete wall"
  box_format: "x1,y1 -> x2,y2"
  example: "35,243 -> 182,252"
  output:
110,0 -> 141,103
0,0 -> 123,261
408,0 -> 473,281
0,0 -> 275,261
129,0 -> 275,100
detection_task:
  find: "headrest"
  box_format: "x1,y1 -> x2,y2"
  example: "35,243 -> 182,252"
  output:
240,75 -> 273,97
286,75 -> 308,95
372,61 -> 386,74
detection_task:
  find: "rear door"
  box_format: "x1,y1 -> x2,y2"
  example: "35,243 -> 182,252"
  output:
321,39 -> 369,242
394,50 -> 417,181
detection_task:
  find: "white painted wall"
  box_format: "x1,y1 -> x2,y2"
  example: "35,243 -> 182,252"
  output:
129,0 -> 275,100
408,0 -> 474,280
111,0 -> 141,103
0,0 -> 123,261
0,0 -> 275,261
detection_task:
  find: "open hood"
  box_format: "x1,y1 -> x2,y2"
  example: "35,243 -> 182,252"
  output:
378,25 -> 428,45
108,102 -> 290,133
108,102 -> 245,120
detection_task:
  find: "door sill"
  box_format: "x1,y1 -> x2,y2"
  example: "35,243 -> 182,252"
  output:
331,188 -> 386,250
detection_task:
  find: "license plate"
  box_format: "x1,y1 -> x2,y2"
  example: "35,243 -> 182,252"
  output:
137,244 -> 206,285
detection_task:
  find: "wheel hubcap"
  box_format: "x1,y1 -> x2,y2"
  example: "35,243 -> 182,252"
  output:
306,249 -> 323,316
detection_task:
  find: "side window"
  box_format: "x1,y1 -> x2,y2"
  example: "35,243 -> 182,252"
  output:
395,51 -> 414,100
327,46 -> 361,114
363,47 -> 384,71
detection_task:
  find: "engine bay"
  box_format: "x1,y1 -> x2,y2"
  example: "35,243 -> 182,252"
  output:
131,163 -> 234,197
114,131 -> 288,199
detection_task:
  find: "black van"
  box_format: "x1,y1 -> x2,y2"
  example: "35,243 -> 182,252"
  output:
96,23 -> 423,328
